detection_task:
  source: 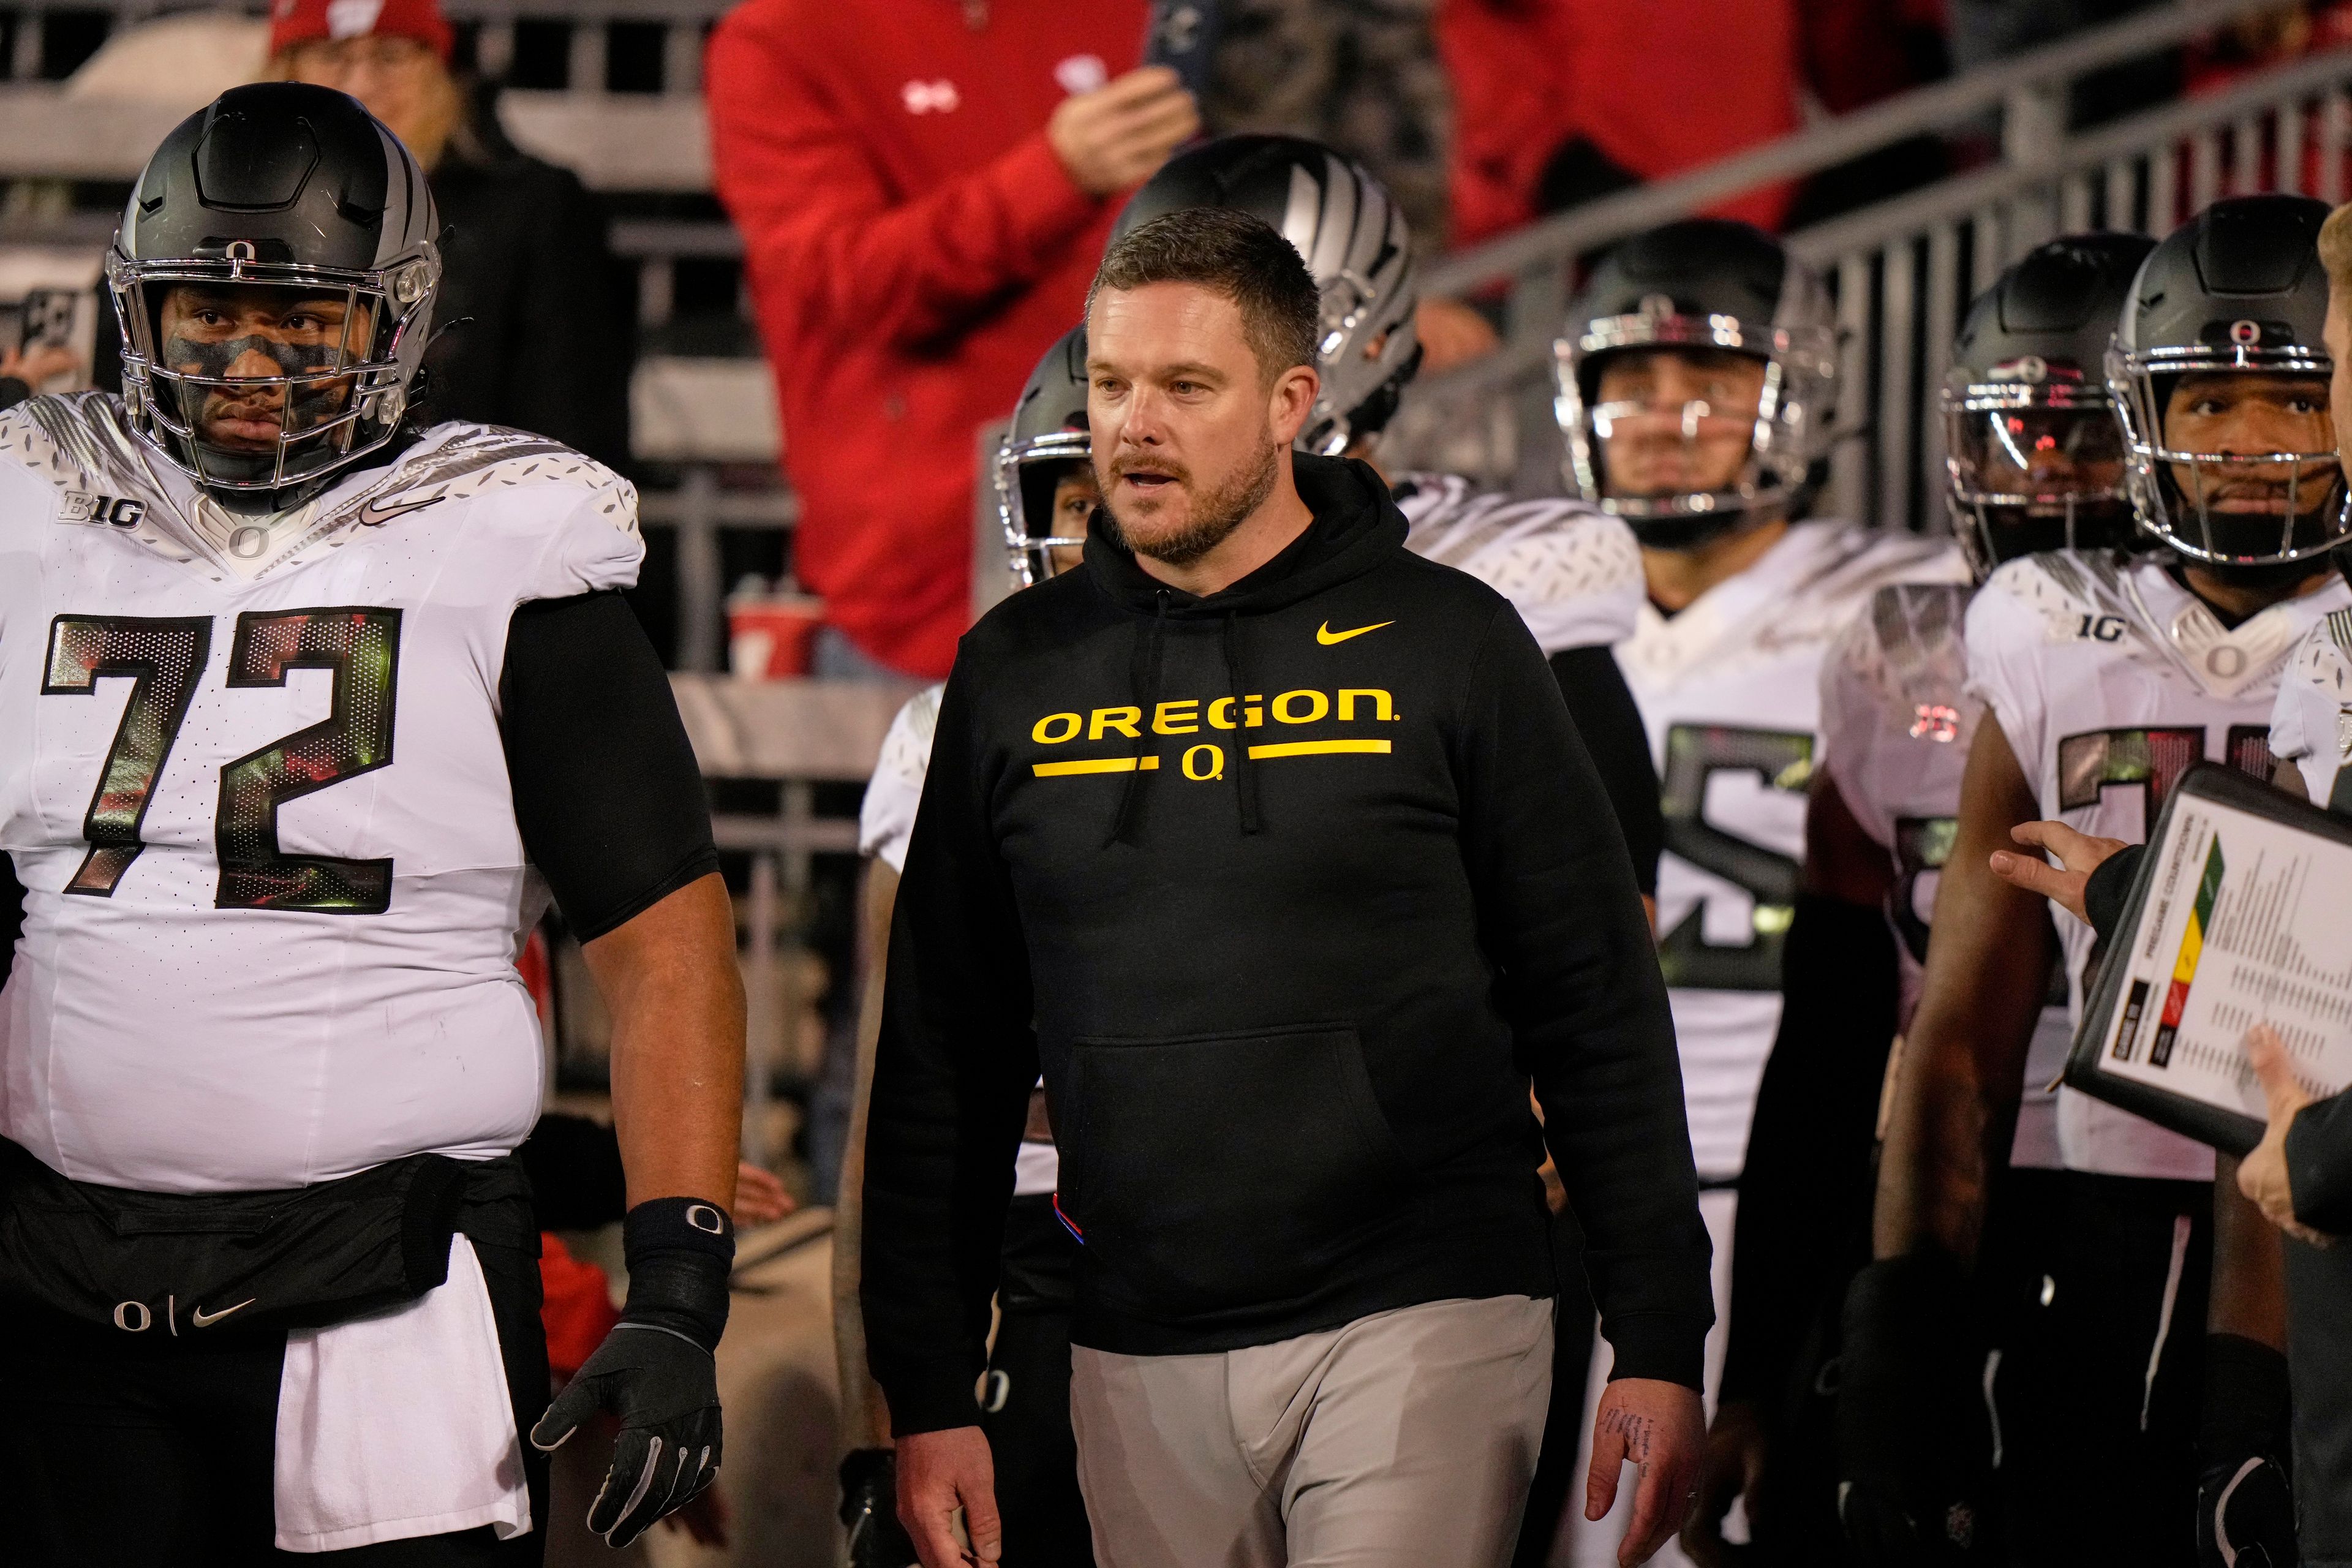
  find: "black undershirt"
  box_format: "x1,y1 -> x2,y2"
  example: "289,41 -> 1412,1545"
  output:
0,590 -> 714,974
1549,646 -> 1663,895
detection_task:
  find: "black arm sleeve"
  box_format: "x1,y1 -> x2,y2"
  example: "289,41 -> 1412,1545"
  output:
500,592 -> 718,941
1468,611 -> 1712,1389
521,1112 -> 631,1229
1719,892 -> 1901,1409
1548,646 -> 1662,895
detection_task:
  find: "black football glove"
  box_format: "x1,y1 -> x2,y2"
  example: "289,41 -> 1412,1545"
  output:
1836,1254 -> 2001,1566
532,1197 -> 734,1548
840,1447 -> 921,1568
2198,1334 -> 2297,1568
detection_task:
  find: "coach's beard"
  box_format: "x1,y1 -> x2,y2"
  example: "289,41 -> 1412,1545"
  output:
1102,434 -> 1281,568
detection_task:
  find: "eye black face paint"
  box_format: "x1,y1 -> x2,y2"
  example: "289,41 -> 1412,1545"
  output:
161,331 -> 343,382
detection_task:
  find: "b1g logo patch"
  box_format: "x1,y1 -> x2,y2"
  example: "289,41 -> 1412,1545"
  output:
59,491 -> 145,529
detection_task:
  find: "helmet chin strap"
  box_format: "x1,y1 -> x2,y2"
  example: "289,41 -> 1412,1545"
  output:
1625,500 -> 1785,553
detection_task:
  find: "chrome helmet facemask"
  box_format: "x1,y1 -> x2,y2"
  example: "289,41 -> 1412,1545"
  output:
997,426 -> 1094,589
2106,333 -> 2347,566
110,246 -> 439,499
1556,265 -> 1838,548
1942,358 -> 2132,579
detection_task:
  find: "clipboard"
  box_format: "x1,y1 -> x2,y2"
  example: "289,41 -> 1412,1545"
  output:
2064,761 -> 2352,1155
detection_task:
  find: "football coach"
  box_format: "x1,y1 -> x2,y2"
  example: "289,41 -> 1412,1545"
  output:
861,207 -> 1713,1568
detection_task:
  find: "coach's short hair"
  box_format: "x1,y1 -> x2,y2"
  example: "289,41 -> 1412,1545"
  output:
2323,202 -> 2352,312
1089,208 -> 1319,384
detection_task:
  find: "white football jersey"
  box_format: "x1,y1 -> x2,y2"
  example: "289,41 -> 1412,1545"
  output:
0,393 -> 642,1193
1391,473 -> 1643,654
2268,608 -> 2352,805
1619,521 -> 1969,1180
1818,581 -> 2069,1169
1967,551 -> 2351,1180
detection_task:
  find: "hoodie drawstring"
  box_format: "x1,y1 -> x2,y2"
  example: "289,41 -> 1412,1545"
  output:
1107,589 -> 1170,846
1221,610 -> 1263,835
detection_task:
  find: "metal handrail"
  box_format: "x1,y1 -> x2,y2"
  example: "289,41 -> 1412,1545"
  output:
1423,0 -> 2290,300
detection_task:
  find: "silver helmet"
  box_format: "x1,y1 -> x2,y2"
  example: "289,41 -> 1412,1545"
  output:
1556,218 -> 1838,549
998,326 -> 1092,588
108,83 -> 440,507
1110,134 -> 1420,454
2108,194 -> 2345,566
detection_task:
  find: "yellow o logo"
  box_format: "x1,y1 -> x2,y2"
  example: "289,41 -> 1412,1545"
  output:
1032,712 -> 1081,744
1272,690 -> 1329,725
1182,744 -> 1225,780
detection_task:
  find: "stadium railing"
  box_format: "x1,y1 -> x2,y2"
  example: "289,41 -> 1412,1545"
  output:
1400,0 -> 2352,530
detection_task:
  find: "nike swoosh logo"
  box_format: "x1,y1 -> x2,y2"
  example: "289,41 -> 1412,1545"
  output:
357,494 -> 444,527
190,1298 -> 255,1328
1316,620 -> 1393,646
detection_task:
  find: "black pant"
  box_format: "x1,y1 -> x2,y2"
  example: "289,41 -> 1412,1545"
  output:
984,1194 -> 1095,1568
1995,1170 -> 2210,1567
0,1229 -> 550,1567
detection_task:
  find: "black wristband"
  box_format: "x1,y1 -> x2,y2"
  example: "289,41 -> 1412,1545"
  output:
2199,1332 -> 2291,1463
620,1197 -> 735,1352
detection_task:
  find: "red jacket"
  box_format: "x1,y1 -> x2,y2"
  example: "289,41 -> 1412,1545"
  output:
1438,0 -> 1800,249
707,0 -> 1147,676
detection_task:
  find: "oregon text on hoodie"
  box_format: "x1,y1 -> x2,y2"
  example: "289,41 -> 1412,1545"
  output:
860,456 -> 1713,1434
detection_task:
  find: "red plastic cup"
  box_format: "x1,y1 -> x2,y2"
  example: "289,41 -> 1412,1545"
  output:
728,595 -> 826,679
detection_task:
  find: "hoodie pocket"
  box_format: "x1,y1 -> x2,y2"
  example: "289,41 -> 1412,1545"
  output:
1059,1023 -> 1408,1317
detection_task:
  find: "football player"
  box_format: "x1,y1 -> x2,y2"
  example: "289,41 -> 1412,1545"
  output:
1847,193 -> 2352,1567
1553,217 -> 1970,1568
0,85 -> 744,1561
835,136 -> 1662,1568
1683,233 -> 2154,1566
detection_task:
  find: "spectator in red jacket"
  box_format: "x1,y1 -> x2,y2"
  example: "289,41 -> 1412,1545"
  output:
706,0 -> 1197,679
1436,0 -> 1803,249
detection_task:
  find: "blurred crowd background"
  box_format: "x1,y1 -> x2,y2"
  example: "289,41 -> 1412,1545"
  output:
6,1 -> 2352,1560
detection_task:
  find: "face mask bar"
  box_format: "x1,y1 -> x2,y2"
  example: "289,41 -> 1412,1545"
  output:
997,426 -> 1093,589
108,247 -> 437,498
1555,309 -> 1834,523
1301,264 -> 1416,458
2108,339 -> 2352,565
1941,382 -> 2133,577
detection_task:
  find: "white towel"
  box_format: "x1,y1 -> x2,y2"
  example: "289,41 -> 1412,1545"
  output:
273,1235 -> 533,1552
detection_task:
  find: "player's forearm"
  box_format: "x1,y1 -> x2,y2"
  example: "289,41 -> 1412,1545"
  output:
835,860 -> 900,1450
588,872 -> 748,1209
2210,1155 -> 2289,1350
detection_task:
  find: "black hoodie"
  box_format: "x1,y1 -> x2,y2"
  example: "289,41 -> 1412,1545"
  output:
862,454 -> 1711,1434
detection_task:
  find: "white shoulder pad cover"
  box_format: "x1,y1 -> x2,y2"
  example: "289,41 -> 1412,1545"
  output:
362,424 -> 644,602
2272,609 -> 2352,800
859,684 -> 944,873
1394,473 -> 1642,651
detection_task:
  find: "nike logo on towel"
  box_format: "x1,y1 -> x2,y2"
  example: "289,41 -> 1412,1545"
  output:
357,494 -> 443,527
1316,620 -> 1393,646
190,1298 -> 255,1328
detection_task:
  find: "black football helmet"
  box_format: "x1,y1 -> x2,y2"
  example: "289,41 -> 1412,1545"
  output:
2108,193 -> 2346,565
1556,219 -> 1839,549
998,325 -> 1091,588
108,83 -> 441,508
1110,134 -> 1420,454
1943,232 -> 2155,580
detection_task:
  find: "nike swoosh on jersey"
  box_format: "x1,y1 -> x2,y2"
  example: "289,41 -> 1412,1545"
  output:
1317,620 -> 1393,645
358,493 -> 445,527
190,1298 -> 255,1328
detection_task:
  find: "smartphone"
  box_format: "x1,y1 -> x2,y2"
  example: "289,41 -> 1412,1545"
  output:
1141,0 -> 1220,101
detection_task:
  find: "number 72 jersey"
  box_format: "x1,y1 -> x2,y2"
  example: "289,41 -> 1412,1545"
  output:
0,394 -> 643,1193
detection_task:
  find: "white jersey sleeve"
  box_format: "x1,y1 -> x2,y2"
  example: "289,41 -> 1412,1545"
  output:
1960,558 -> 2056,777
2269,610 -> 2352,803
1392,472 -> 1642,651
858,685 -> 944,873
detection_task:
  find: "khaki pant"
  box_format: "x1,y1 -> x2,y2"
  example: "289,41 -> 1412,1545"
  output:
1069,1294 -> 1553,1568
